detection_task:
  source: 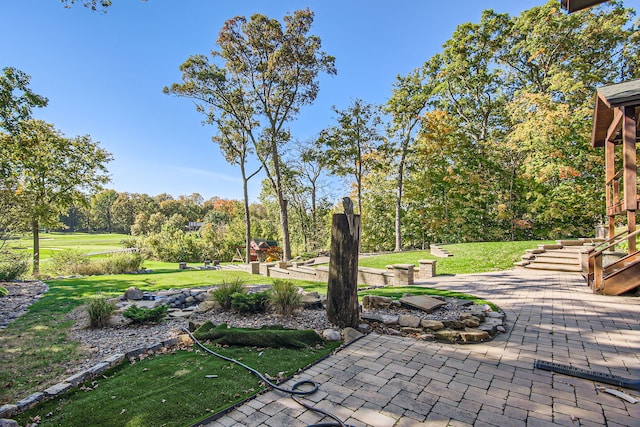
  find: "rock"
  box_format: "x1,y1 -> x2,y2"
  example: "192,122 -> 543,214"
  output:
357,323 -> 370,333
0,405 -> 17,418
0,419 -> 19,427
487,311 -> 505,319
420,319 -> 445,331
398,315 -> 421,328
16,392 -> 44,411
386,328 -> 402,336
497,325 -> 506,333
167,309 -> 193,318
459,329 -> 490,343
301,294 -> 324,309
462,318 -> 480,328
322,329 -> 342,341
399,295 -> 447,313
185,296 -> 196,305
381,314 -> 400,325
342,327 -> 363,343
44,382 -> 72,396
195,300 -> 217,313
124,286 -> 144,300
446,298 -> 473,308
418,333 -> 436,341
435,329 -> 461,342
401,327 -> 423,335
442,320 -> 465,330
362,295 -> 393,309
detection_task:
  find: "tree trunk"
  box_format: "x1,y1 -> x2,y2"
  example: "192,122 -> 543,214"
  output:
395,157 -> 405,252
241,163 -> 252,264
32,220 -> 40,276
326,213 -> 360,328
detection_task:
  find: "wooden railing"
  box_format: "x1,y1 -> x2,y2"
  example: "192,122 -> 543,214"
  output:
588,228 -> 640,292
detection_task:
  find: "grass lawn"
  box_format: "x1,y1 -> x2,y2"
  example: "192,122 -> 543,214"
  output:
15,342 -> 340,427
358,240 -> 553,274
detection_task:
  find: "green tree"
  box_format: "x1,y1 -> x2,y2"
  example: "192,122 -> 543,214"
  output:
0,67 -> 48,135
90,189 -> 119,232
385,66 -> 433,251
319,99 -> 384,219
4,120 -> 111,274
165,9 -> 336,260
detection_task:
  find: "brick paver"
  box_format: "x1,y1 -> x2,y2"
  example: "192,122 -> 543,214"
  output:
203,269 -> 640,426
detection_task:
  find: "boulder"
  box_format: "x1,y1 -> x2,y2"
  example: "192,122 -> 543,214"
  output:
362,295 -> 393,309
420,319 -> 445,331
398,315 -> 421,328
124,286 -> 144,300
342,327 -> 363,343
459,329 -> 490,343
322,329 -> 342,341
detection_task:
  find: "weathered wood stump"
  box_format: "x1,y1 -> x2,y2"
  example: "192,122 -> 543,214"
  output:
326,212 -> 361,328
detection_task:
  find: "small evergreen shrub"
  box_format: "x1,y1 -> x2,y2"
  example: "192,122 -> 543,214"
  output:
269,279 -> 302,316
0,286 -> 8,297
230,291 -> 270,314
86,294 -> 116,328
0,251 -> 29,280
211,279 -> 245,310
123,304 -> 168,324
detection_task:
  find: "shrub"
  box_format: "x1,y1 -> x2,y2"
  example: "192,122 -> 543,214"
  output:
49,249 -> 90,275
211,278 -> 245,310
102,252 -> 145,274
123,304 -> 168,324
86,294 -> 116,328
269,279 -> 302,316
0,250 -> 29,280
230,291 -> 270,314
0,286 -> 8,297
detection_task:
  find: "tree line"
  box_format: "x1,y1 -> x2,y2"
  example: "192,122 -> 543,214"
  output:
2,1 -> 639,274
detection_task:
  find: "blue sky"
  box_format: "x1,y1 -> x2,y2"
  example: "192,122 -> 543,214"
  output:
3,0 -> 636,201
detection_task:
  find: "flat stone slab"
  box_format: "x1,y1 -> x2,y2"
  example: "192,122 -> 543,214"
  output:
399,295 -> 447,313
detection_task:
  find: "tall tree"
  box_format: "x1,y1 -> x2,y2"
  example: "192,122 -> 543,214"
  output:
4,120 -> 111,274
165,9 -> 336,260
385,66 -> 433,251
90,189 -> 118,232
319,99 -> 384,219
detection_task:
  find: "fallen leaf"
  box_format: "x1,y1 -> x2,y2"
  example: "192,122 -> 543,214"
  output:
120,409 -> 126,415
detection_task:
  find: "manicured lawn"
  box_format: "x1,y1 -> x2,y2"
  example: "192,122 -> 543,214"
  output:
359,240 -> 553,274
15,342 -> 340,427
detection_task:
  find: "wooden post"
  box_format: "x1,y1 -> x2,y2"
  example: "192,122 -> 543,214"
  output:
623,106 -> 637,253
326,212 -> 361,328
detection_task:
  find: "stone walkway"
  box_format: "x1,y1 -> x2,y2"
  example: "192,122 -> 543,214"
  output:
203,269 -> 640,426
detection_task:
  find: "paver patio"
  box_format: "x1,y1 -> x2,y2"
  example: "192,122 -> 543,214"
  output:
203,269 -> 640,426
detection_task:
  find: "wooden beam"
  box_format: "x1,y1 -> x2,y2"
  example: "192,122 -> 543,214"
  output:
606,108 -> 623,143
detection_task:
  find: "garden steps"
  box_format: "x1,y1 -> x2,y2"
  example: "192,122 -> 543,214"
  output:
515,241 -> 590,272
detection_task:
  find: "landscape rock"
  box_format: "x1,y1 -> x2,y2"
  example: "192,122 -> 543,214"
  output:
362,295 -> 393,309
401,327 -> 423,335
0,405 -> 17,418
420,319 -> 445,331
0,419 -> 19,427
487,311 -> 505,319
459,329 -> 490,343
342,327 -> 363,343
434,329 -> 461,342
398,315 -> 421,328
462,318 -> 480,328
399,295 -> 447,313
322,329 -> 342,341
124,286 -> 144,300
442,320 -> 465,330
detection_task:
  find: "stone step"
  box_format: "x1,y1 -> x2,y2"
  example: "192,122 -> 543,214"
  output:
535,251 -> 579,259
524,262 -> 582,272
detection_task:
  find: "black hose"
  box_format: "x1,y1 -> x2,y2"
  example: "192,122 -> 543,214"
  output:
182,327 -> 352,427
534,360 -> 640,391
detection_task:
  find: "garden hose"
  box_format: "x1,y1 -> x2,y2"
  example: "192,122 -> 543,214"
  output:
183,327 -> 353,427
534,360 -> 640,391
